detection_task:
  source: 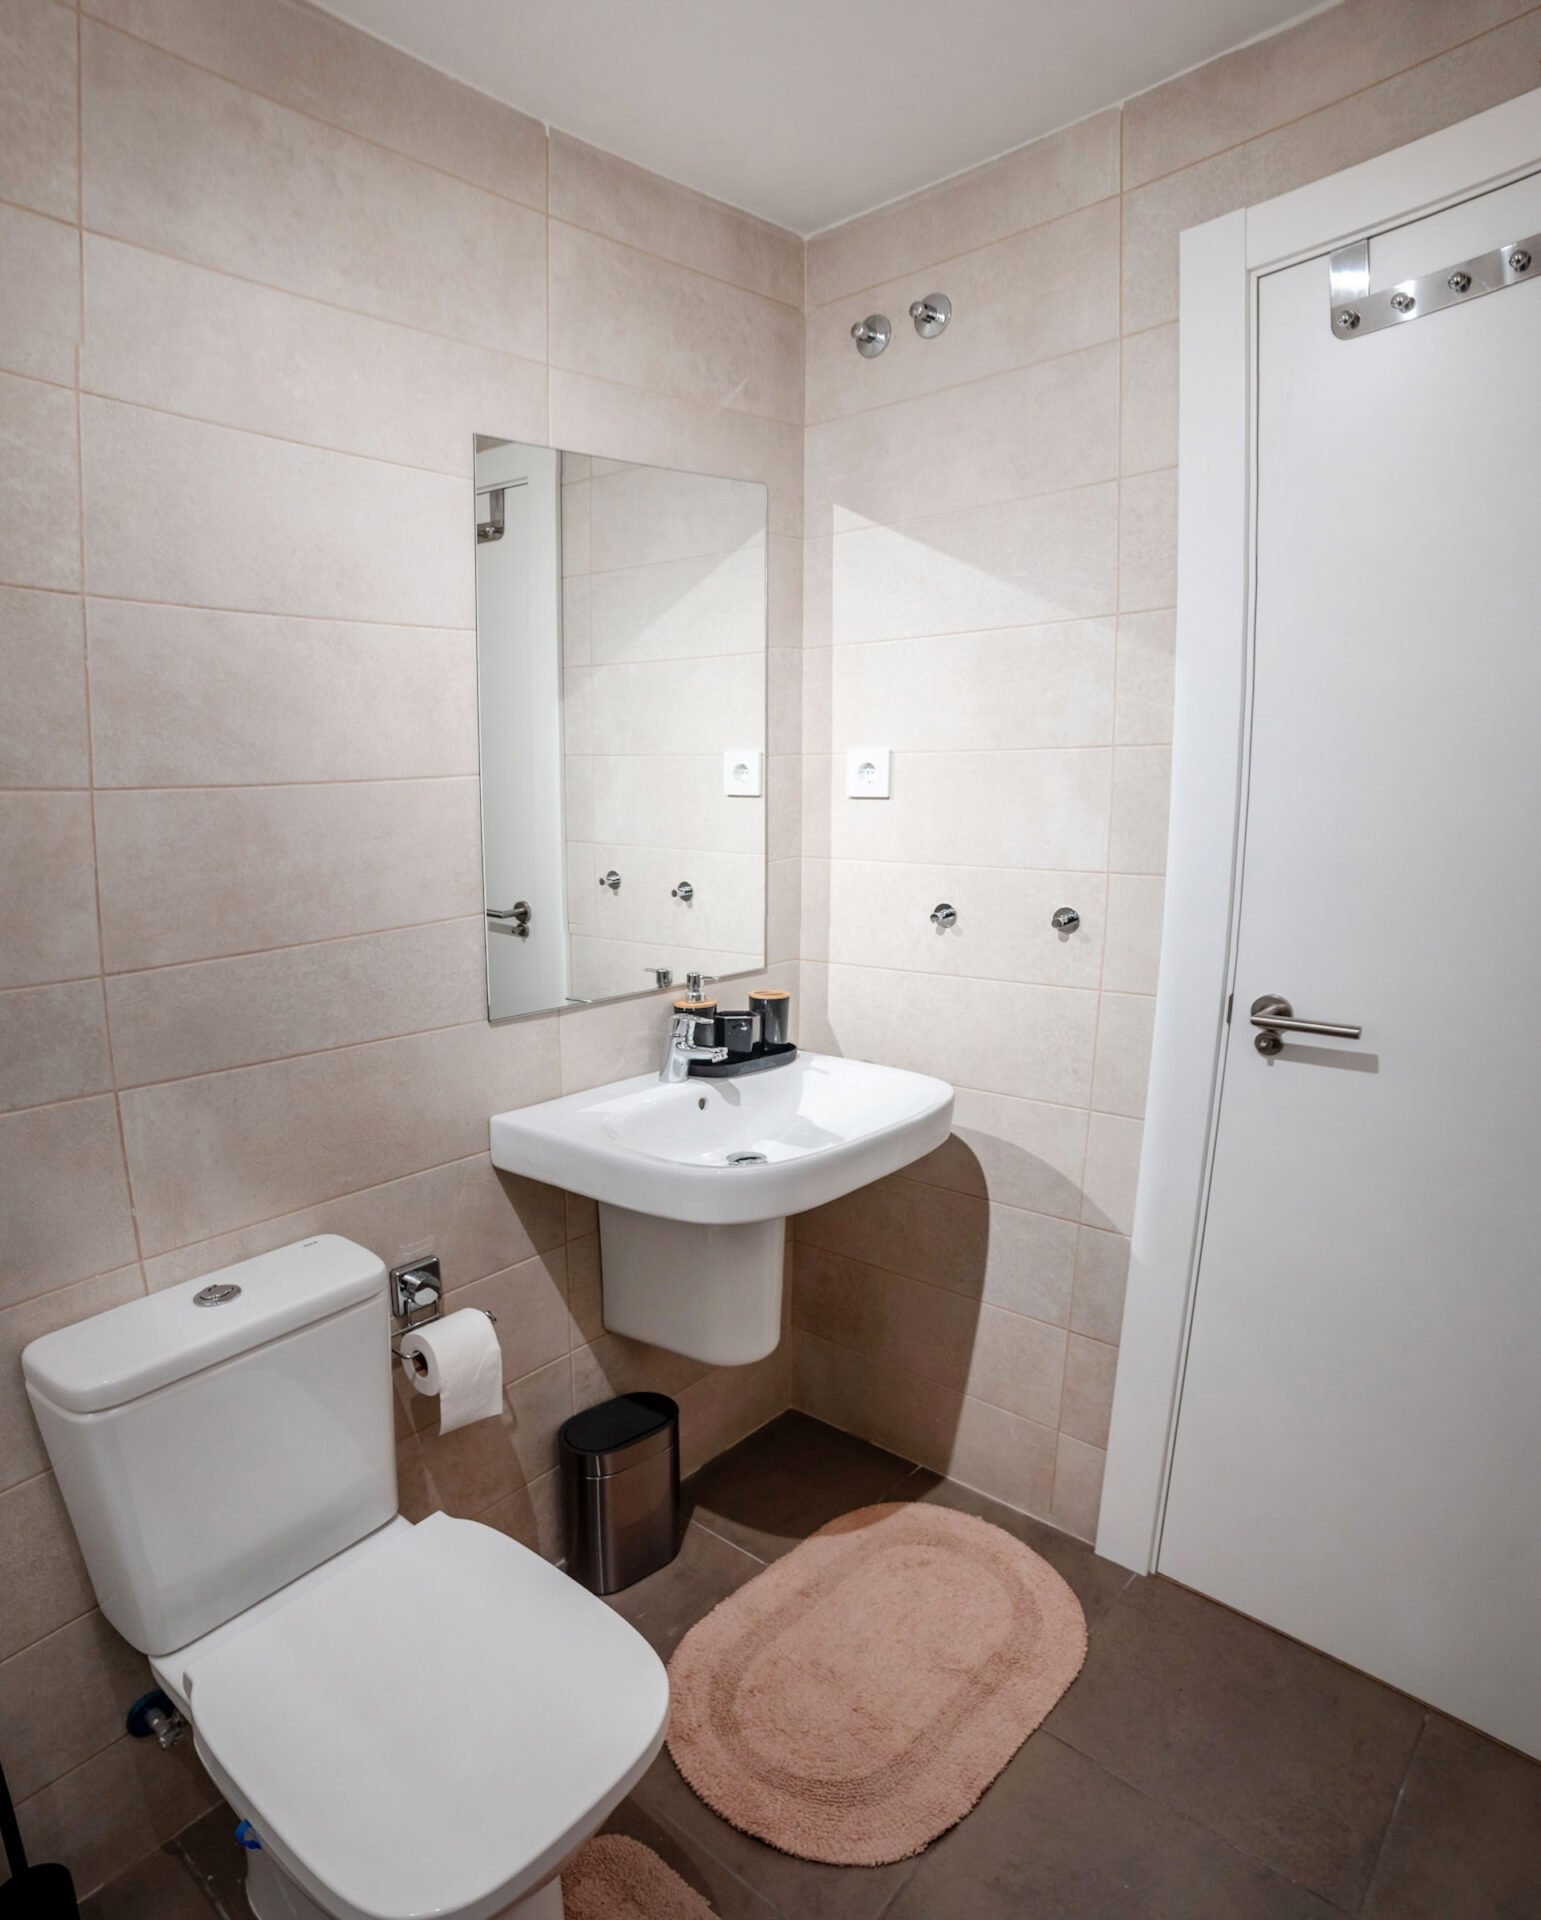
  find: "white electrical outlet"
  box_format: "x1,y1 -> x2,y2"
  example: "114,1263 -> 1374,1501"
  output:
845,746 -> 892,799
723,749 -> 763,796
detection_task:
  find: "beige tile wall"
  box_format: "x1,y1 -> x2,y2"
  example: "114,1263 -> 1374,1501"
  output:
791,0 -> 1541,1540
0,0 -> 799,1892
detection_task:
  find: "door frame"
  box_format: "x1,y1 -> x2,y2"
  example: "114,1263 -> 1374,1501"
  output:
1096,85 -> 1541,1574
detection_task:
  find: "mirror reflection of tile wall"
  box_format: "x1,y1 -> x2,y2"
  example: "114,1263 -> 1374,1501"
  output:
476,441 -> 767,1019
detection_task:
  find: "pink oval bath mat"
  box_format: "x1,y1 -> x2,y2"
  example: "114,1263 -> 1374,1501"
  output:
666,1501 -> 1087,1865
562,1834 -> 715,1918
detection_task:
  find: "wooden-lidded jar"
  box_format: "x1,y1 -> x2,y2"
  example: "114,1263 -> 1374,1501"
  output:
749,988 -> 792,1047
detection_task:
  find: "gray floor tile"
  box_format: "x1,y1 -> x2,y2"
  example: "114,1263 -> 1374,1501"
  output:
628,1746 -> 919,1920
681,1410 -> 917,1562
902,1469 -> 1138,1629
606,1518 -> 765,1662
1046,1576 -> 1424,1911
80,1847 -> 215,1919
1362,1713 -> 1541,1919
169,1803 -> 248,1918
600,1795 -> 782,1917
886,1734 -> 1341,1920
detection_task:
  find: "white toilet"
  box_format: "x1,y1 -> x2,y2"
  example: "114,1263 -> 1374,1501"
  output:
21,1235 -> 669,1920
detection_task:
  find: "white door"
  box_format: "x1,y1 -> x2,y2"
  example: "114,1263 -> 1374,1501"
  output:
1160,169 -> 1541,1758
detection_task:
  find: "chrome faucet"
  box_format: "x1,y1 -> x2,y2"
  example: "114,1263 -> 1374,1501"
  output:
660,1008 -> 728,1083
660,975 -> 726,1083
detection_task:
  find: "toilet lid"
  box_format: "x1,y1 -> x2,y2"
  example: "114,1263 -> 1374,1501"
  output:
179,1513 -> 669,1920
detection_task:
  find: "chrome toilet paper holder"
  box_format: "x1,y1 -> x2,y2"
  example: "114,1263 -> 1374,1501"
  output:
389,1256 -> 496,1373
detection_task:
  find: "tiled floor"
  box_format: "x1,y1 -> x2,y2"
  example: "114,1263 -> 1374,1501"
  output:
83,1412 -> 1541,1920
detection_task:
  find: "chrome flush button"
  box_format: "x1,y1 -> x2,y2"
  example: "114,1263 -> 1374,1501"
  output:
193,1283 -> 242,1307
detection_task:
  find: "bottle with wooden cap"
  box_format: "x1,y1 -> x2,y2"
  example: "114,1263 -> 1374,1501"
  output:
673,971 -> 718,1036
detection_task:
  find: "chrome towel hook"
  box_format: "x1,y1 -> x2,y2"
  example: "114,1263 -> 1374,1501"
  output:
850,314 -> 891,358
909,293 -> 951,337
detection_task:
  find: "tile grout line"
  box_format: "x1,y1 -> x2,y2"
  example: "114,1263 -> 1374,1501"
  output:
792,1324 -> 1062,1463
74,383 -> 527,485
84,10 -> 806,314
1122,2 -> 1541,196
805,189 -> 1121,317
801,332 -> 1124,433
1037,1728 -> 1365,1914
1051,170 -> 1130,1507
166,1829 -> 237,1920
70,2 -> 148,1289
643,1798 -> 793,1919
74,772 -> 481,796
1355,1709 -> 1431,1916
546,352 -> 800,432
548,214 -> 806,319
124,1147 -> 536,1282
0,579 -> 474,630
0,1579 -> 103,1670
801,600 -> 1176,650
682,1516 -> 771,1568
795,1226 -> 1098,1340
79,10 -> 551,221
96,912 -> 485,984
808,2 -> 1541,323
69,221 -> 551,369
0,587 -> 478,636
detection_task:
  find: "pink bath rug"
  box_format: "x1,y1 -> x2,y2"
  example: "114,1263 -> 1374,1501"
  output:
666,1501 -> 1087,1865
562,1833 -> 716,1918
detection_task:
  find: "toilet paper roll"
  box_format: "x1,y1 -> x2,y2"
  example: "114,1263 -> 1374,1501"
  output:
399,1310 -> 503,1434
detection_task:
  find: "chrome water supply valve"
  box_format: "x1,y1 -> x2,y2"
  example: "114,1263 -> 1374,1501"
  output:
126,1689 -> 186,1749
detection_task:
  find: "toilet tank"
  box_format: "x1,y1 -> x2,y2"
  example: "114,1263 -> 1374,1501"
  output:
22,1236 -> 397,1657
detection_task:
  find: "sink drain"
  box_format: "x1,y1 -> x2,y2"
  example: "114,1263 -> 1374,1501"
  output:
726,1151 -> 767,1166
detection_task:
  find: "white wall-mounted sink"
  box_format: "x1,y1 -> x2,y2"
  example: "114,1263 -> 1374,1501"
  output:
491,1052 -> 952,1366
492,1052 -> 953,1224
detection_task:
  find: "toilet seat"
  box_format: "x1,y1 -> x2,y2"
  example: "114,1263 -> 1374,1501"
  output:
157,1512 -> 669,1920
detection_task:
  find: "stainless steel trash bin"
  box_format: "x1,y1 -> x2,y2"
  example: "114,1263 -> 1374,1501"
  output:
559,1392 -> 680,1595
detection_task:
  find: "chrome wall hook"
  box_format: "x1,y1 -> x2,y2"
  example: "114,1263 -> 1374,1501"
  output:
930,902 -> 957,929
909,294 -> 951,337
851,314 -> 891,357
672,880 -> 694,903
1329,228 -> 1540,338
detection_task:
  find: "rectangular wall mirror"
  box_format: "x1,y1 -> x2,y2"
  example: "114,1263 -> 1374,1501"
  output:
474,439 -> 768,1020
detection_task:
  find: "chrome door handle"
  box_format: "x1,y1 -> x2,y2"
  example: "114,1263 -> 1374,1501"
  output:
487,901 -> 531,938
1250,994 -> 1361,1055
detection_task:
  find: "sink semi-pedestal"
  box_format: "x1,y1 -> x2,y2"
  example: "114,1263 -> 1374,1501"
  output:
490,1053 -> 953,1365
